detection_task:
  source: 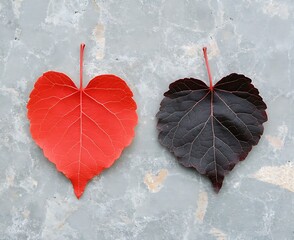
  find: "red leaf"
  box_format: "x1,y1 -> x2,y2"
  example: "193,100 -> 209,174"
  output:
27,44 -> 138,198
156,47 -> 267,192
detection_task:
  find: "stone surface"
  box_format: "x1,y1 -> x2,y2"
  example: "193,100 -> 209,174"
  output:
0,0 -> 293,239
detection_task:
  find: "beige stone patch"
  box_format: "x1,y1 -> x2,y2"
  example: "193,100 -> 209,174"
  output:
144,169 -> 168,193
263,1 -> 289,20
209,227 -> 227,240
253,163 -> 294,192
266,135 -> 284,150
6,168 -> 15,187
92,0 -> 100,12
11,0 -> 23,18
92,24 -> 105,60
22,209 -> 30,219
182,39 -> 220,58
195,191 -> 208,223
266,124 -> 288,151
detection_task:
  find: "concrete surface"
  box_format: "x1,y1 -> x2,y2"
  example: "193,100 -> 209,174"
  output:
0,0 -> 293,239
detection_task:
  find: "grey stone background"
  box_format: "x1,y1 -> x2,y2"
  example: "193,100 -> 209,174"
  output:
0,0 -> 293,239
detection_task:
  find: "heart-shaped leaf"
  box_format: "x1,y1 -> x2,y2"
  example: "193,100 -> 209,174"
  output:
27,44 -> 138,198
156,47 -> 267,192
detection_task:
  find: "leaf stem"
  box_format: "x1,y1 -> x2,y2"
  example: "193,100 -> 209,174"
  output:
203,47 -> 213,90
80,43 -> 86,90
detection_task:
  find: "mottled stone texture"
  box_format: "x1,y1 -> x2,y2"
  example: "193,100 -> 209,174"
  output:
0,0 -> 293,239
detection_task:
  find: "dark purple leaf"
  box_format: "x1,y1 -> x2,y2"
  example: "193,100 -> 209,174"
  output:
156,48 -> 267,192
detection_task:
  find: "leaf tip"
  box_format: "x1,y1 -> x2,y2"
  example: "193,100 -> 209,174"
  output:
74,189 -> 84,199
212,181 -> 223,193
72,180 -> 87,199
